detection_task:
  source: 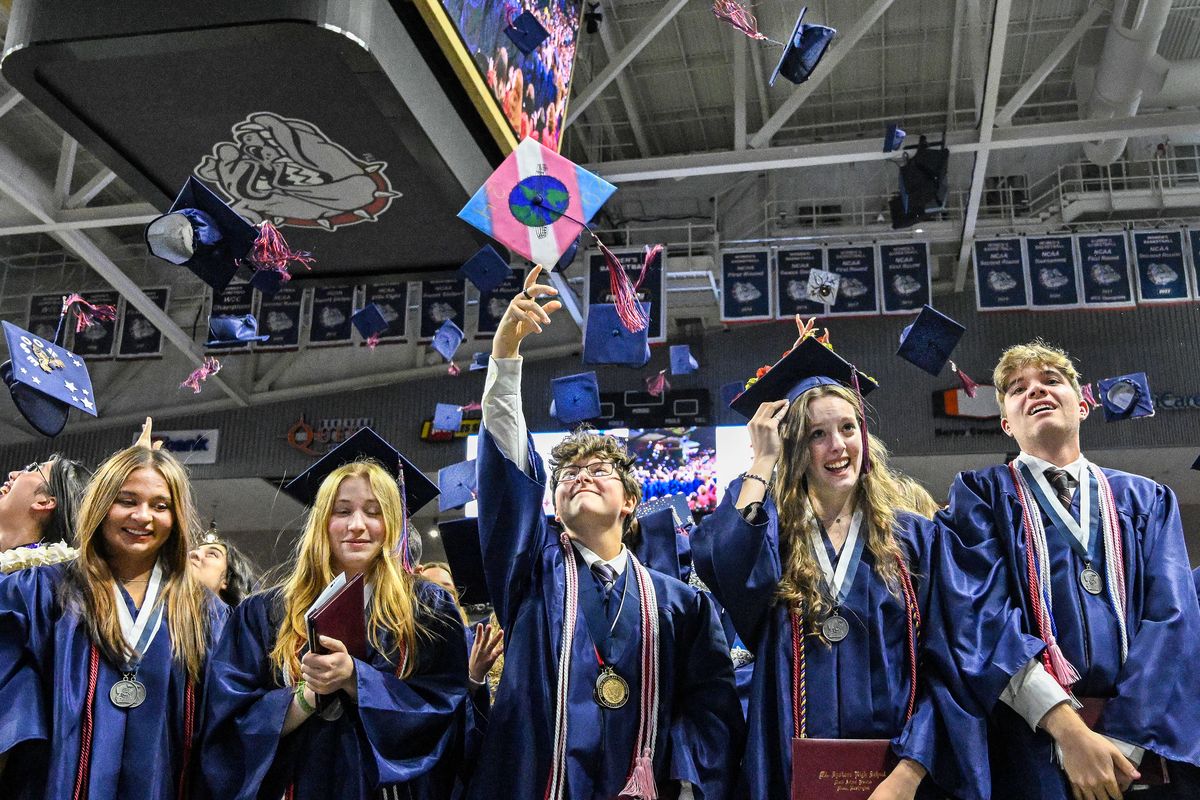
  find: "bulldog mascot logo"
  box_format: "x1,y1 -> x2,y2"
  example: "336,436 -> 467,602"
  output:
195,112 -> 400,231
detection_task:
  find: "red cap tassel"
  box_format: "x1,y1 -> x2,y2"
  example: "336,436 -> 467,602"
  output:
594,237 -> 651,333
712,0 -> 770,40
365,332 -> 382,351
249,222 -> 314,276
645,370 -> 670,398
62,293 -> 118,333
851,369 -> 873,475
950,361 -> 979,398
180,357 -> 222,394
1045,639 -> 1082,691
1080,383 -> 1100,410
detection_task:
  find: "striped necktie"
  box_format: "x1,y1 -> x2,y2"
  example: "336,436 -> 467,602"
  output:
1044,467 -> 1076,509
591,562 -> 617,600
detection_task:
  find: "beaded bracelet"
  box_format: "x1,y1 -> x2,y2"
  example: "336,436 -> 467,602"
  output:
740,472 -> 770,488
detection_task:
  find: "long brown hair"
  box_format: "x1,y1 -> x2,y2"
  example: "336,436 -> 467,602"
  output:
269,460 -> 428,680
63,446 -> 211,682
772,384 -> 908,635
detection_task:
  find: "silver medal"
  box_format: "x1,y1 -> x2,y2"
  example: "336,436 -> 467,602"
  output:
821,613 -> 850,642
110,677 -> 146,709
1079,567 -> 1103,596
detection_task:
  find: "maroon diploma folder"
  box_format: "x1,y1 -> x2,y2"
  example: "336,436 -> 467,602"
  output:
305,572 -> 368,661
791,737 -> 895,800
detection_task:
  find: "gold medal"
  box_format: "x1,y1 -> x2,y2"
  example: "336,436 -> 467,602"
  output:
594,666 -> 629,709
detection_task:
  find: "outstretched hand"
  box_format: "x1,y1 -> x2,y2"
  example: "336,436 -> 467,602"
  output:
492,265 -> 562,359
468,622 -> 505,685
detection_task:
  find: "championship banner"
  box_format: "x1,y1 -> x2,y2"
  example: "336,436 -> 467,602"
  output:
362,282 -> 408,342
27,294 -> 65,344
117,287 -> 169,358
1190,228 -> 1200,300
419,279 -> 466,340
586,248 -> 667,343
825,245 -> 879,316
476,269 -> 525,337
1076,233 -> 1134,308
973,238 -> 1028,311
257,282 -> 304,350
720,249 -> 773,322
879,242 -> 930,314
1131,230 -> 1190,303
1024,235 -> 1081,309
206,280 -> 255,352
72,289 -> 121,358
775,247 -> 826,318
309,285 -> 356,346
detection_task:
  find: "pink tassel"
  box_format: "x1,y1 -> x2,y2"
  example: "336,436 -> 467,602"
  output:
851,369 -> 873,475
460,401 -> 482,412
1045,640 -> 1081,691
61,293 -> 118,333
1080,383 -> 1100,410
950,361 -> 979,398
180,357 -> 222,394
645,370 -> 670,398
595,238 -> 651,333
618,753 -> 658,800
447,362 -> 461,376
712,0 -> 770,40
366,332 -> 382,351
248,221 -> 314,275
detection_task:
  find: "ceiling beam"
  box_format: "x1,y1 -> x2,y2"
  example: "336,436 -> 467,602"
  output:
964,0 -> 988,124
597,12 -> 652,158
566,0 -> 690,126
733,33 -> 747,150
946,0 -> 964,130
954,0 -> 1014,292
994,2 -> 1106,127
748,0 -> 898,149
0,89 -> 21,120
53,135 -> 77,206
64,168 -> 117,209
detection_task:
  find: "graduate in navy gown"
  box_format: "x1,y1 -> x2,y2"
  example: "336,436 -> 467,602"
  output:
0,419 -> 228,799
938,342 -> 1200,799
471,266 -> 743,800
691,322 -> 990,800
201,442 -> 469,800
0,454 -> 91,570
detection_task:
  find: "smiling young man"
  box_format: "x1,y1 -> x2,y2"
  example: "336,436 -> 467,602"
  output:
938,341 -> 1200,799
470,266 -> 743,800
0,455 -> 91,573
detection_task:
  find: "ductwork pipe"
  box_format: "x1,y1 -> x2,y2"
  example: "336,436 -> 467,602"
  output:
1081,0 -> 1172,165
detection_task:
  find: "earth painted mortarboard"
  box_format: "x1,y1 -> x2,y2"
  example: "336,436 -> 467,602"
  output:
729,334 -> 877,419
1,321 -> 98,437
282,427 -> 439,514
582,303 -> 651,368
896,305 -> 965,377
551,372 -> 602,424
459,245 -> 512,295
145,177 -> 257,293
1096,373 -> 1155,422
437,458 -> 478,512
432,402 -> 464,433
505,10 -> 550,55
351,304 -> 389,340
432,320 -> 465,362
770,7 -> 837,86
670,344 -> 699,375
437,517 -> 490,606
206,314 -> 270,348
883,123 -> 907,153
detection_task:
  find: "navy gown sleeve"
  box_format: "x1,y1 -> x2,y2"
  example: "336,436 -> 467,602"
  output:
0,566 -> 55,758
690,478 -> 782,651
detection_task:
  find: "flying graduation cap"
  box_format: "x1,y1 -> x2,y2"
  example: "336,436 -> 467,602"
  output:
458,245 -> 513,295
437,458 -> 478,512
505,10 -> 550,55
206,314 -> 270,348
437,517 -> 490,606
432,320 -> 465,363
1095,373 -> 1155,422
1,320 -> 98,437
351,304 -> 389,341
729,334 -> 877,419
583,303 -> 651,368
883,123 -> 907,153
712,3 -> 837,87
896,305 -> 979,396
551,372 -> 602,424
670,344 -> 699,375
432,402 -> 464,433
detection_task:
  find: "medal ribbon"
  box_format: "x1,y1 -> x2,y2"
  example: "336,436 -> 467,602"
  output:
1018,462 -> 1099,561
810,509 -> 865,607
112,561 -> 166,671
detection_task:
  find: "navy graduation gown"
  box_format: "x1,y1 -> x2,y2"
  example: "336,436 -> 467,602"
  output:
691,479 -> 991,800
471,427 -> 744,800
0,562 -> 228,800
201,581 -> 468,800
939,465 -> 1200,799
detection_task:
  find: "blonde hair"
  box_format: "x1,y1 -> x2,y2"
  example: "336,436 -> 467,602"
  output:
64,446 -> 211,682
894,473 -> 942,519
418,561 -> 468,625
772,384 -> 908,637
269,460 -> 427,680
993,340 -> 1082,418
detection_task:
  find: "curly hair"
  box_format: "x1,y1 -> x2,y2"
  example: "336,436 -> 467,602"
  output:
548,428 -> 641,532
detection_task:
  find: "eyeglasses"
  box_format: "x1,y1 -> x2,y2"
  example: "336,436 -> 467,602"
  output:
556,461 -> 617,483
23,462 -> 49,483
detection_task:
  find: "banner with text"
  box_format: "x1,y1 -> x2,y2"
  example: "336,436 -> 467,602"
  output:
117,287 -> 169,358
720,249 -> 773,321
1024,235 -> 1081,309
826,245 -> 879,316
586,248 -> 667,343
419,279 -> 466,340
775,247 -> 826,318
1132,230 -> 1190,303
879,242 -> 930,314
974,238 -> 1028,311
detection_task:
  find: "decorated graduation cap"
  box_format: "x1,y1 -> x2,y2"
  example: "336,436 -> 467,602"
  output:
883,123 -> 907,153
670,344 -> 699,375
551,372 -> 602,424
505,9 -> 550,55
713,3 -> 836,87
459,245 -> 512,295
432,402 -> 464,433
1,320 -> 98,437
895,305 -> 979,396
351,304 -> 389,340
432,319 -> 465,363
437,458 -> 478,512
1095,372 -> 1155,422
583,303 -> 651,368
282,427 -> 439,515
206,314 -> 269,347
437,517 -> 490,606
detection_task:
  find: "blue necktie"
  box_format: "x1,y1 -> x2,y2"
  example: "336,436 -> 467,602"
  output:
591,562 -> 617,601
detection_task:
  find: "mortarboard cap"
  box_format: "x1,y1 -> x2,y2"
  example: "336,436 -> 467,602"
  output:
896,305 -> 966,377
720,380 -> 745,409
582,303 -> 651,368
1,321 -> 98,437
1096,373 -> 1155,422
206,314 -> 269,348
458,245 -> 512,295
145,177 -> 256,293
282,427 -> 439,513
551,372 -> 602,424
769,7 -> 837,87
1191,454 -> 1200,471
352,304 -> 389,340
469,352 -> 489,371
636,492 -> 695,530
432,319 -> 465,362
249,268 -> 285,298
436,517 -> 490,606
432,402 -> 464,433
670,344 -> 699,375
437,459 -> 478,512
883,123 -> 907,153
554,235 -> 582,273
505,10 -> 550,55
730,335 -> 877,418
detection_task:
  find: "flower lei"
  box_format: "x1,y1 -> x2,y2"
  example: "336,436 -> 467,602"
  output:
0,540 -> 79,574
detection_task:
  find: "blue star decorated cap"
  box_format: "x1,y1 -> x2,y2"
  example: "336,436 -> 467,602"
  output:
883,123 -> 907,153
432,402 -> 464,433
669,344 -> 699,375
459,245 -> 512,295
1,321 -> 98,437
769,7 -> 837,86
582,303 -> 651,368
551,372 -> 602,424
432,319 -> 465,362
352,304 -> 389,339
896,305 -> 966,377
250,268 -> 285,298
282,427 -> 439,513
436,517 -> 490,606
1096,372 -> 1154,422
206,314 -> 270,347
145,177 -> 257,293
469,352 -> 489,371
729,334 -> 877,419
437,458 -> 478,512
505,10 -> 550,55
